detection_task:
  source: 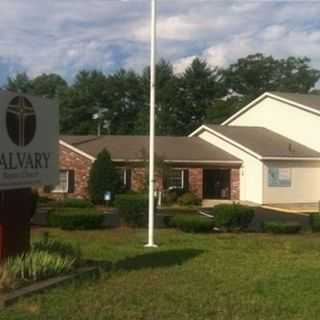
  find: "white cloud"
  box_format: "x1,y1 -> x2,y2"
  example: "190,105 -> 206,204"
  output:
0,0 -> 319,82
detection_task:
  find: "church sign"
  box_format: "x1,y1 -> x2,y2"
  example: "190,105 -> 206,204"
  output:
0,91 -> 59,190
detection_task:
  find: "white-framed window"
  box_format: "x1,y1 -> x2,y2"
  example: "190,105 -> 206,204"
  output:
117,167 -> 131,190
268,167 -> 291,187
52,170 -> 69,193
166,169 -> 185,189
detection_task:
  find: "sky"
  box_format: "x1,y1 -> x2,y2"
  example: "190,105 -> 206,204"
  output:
0,0 -> 320,84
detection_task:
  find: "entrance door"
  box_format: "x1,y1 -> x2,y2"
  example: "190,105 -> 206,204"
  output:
203,169 -> 231,199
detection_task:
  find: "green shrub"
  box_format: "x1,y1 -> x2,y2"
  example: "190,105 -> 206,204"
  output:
310,213 -> 320,232
162,188 -> 185,205
48,208 -> 104,230
33,235 -> 81,261
170,215 -> 214,233
262,221 -> 302,234
6,251 -> 76,283
115,194 -> 149,227
213,204 -> 255,230
88,149 -> 121,204
0,238 -> 80,291
177,192 -> 201,206
52,198 -> 94,209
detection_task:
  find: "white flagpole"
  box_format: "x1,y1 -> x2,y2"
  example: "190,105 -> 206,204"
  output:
145,0 -> 157,248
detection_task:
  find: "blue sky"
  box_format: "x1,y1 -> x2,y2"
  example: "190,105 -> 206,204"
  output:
0,0 -> 320,84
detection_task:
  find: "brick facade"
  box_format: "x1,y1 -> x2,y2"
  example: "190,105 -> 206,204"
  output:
131,168 -> 163,192
189,168 -> 203,199
50,143 -> 240,201
230,168 -> 240,200
58,145 -> 93,198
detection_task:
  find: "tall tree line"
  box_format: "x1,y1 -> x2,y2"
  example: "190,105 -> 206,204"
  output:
4,53 -> 320,136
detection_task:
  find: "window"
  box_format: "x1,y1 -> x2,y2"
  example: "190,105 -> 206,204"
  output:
52,170 -> 69,193
166,169 -> 185,189
117,168 -> 131,190
268,167 -> 291,187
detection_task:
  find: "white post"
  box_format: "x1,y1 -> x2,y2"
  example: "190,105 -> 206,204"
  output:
145,0 -> 157,248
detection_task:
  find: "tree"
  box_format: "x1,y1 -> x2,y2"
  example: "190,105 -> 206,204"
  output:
134,59 -> 181,135
32,73 -> 68,98
179,58 -> 227,134
59,70 -> 109,134
225,53 -> 320,100
88,149 -> 120,204
107,69 -> 144,134
6,72 -> 33,93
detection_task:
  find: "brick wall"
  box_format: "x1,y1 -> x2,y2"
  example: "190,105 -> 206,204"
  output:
230,168 -> 240,200
131,168 -> 164,192
57,145 -> 93,198
189,168 -> 203,199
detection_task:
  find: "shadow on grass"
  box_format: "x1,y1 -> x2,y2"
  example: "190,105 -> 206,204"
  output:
115,249 -> 204,271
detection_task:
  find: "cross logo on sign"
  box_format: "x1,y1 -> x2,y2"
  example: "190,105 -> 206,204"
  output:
6,96 -> 37,147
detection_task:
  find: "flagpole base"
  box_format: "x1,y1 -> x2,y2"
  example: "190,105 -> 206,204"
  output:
144,243 -> 158,248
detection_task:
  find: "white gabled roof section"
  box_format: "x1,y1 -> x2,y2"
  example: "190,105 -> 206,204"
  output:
189,125 -> 320,161
189,125 -> 262,160
59,140 -> 96,162
222,92 -> 320,126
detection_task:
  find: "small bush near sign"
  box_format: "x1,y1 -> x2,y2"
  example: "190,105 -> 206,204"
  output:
169,215 -> 214,233
0,237 -> 80,292
177,192 -> 201,206
262,221 -> 302,234
48,209 -> 104,230
310,213 -> 320,232
115,194 -> 148,227
212,204 -> 255,231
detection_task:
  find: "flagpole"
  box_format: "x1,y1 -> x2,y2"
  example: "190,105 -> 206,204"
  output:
145,0 -> 157,248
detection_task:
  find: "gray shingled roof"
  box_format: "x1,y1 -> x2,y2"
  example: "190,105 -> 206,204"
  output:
60,135 -> 241,163
270,92 -> 320,112
204,125 -> 320,158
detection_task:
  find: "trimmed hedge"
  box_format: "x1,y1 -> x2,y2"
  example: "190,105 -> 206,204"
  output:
115,194 -> 149,227
310,213 -> 320,232
52,198 -> 94,209
48,208 -> 104,230
177,192 -> 201,206
262,221 -> 302,234
170,215 -> 214,233
213,204 -> 255,230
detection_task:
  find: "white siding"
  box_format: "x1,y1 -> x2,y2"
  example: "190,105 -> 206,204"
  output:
198,130 -> 263,204
229,97 -> 320,152
263,161 -> 320,203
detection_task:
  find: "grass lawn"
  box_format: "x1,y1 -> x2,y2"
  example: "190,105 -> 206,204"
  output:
2,228 -> 320,320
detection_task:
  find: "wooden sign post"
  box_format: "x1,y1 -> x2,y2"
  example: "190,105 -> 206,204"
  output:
0,92 -> 58,260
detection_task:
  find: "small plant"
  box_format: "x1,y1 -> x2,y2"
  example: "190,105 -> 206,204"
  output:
310,213 -> 320,232
33,234 -> 81,262
162,188 -> 184,206
212,203 -> 254,231
115,193 -> 149,227
6,251 -> 76,283
0,238 -> 81,291
262,221 -> 302,234
170,215 -> 214,233
177,192 -> 201,206
48,208 -> 105,230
